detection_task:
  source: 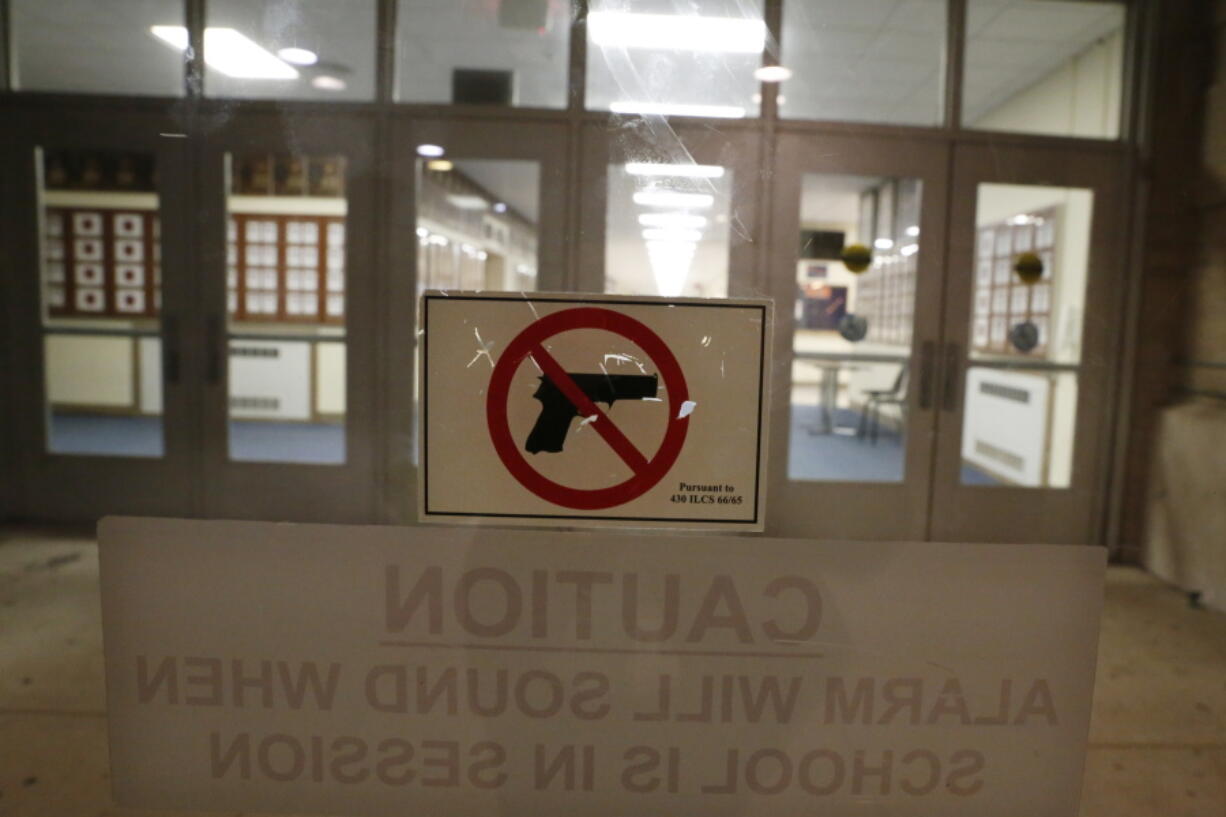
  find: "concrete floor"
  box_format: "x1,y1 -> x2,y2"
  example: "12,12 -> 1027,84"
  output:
1,526 -> 1223,816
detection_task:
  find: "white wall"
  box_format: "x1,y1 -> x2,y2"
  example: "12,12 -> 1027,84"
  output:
972,30 -> 1124,140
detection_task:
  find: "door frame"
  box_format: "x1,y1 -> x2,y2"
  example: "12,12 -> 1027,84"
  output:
0,107 -> 199,520
765,129 -> 952,540
928,141 -> 1131,543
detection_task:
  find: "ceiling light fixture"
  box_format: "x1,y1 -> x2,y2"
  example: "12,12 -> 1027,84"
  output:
900,243 -> 919,257
589,12 -> 766,53
416,144 -> 445,158
312,75 -> 346,91
905,225 -> 920,237
610,101 -> 746,119
638,213 -> 708,229
874,238 -> 895,250
632,191 -> 715,209
447,194 -> 490,211
426,159 -> 454,172
754,65 -> 793,82
625,162 -> 725,179
151,26 -> 297,79
492,202 -> 508,214
642,228 -> 703,242
277,47 -> 318,66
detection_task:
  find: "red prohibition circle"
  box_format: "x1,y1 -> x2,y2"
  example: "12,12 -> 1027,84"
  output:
486,307 -> 690,510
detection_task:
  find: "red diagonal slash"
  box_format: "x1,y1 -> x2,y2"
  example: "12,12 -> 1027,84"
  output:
529,343 -> 651,474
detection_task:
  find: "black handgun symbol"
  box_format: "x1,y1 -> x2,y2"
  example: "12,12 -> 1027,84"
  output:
526,373 -> 658,454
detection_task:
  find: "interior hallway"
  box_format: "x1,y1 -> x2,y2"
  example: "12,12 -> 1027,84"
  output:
1,526 -> 1222,816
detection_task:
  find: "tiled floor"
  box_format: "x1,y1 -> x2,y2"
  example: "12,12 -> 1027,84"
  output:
1,526 -> 1223,816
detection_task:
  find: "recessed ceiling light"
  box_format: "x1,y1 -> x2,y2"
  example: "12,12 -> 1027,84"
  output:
905,225 -> 920,236
874,238 -> 895,250
588,12 -> 766,54
277,47 -> 318,66
642,228 -> 703,242
610,101 -> 746,119
625,162 -> 725,179
416,144 -> 445,158
638,213 -> 708,229
151,25 -> 298,80
633,191 -> 715,209
492,202 -> 508,213
754,65 -> 793,82
312,75 -> 346,91
426,159 -> 454,172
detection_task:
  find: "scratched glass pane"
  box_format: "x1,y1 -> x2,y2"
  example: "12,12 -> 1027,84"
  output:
604,162 -> 733,298
586,0 -> 764,119
413,158 -> 542,464
787,174 -> 921,483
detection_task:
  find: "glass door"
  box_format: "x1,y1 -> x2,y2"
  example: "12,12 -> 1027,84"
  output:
2,110 -> 197,518
929,143 -> 1127,543
766,132 -> 950,540
196,113 -> 379,523
387,117 -> 569,522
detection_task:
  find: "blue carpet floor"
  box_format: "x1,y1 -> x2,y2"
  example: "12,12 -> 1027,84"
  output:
48,413 -> 345,464
48,410 -> 997,483
788,405 -> 1001,485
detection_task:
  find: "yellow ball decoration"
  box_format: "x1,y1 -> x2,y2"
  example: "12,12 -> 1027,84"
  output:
1014,252 -> 1044,285
841,243 -> 873,274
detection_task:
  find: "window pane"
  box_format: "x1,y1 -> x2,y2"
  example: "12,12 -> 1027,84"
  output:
225,153 -> 350,464
205,0 -> 376,100
780,0 -> 946,126
38,150 -> 166,457
961,182 -> 1093,487
413,157 -> 542,463
586,0 -> 764,118
396,0 -> 569,108
788,174 -> 922,483
963,0 -> 1126,138
604,161 -> 732,297
12,0 -> 185,96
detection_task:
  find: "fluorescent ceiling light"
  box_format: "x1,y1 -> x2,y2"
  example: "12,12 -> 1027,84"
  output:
644,239 -> 697,298
610,101 -> 746,119
900,243 -> 919,257
642,228 -> 703,242
416,144 -> 445,158
625,162 -> 725,179
277,47 -> 318,66
633,191 -> 715,209
426,159 -> 454,172
447,194 -> 489,211
754,65 -> 793,82
638,213 -> 707,229
905,225 -> 920,237
492,202 -> 508,214
589,12 -> 766,54
151,26 -> 298,80
312,75 -> 346,91
874,238 -> 895,250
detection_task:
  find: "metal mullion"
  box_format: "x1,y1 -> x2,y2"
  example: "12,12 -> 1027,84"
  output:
1,0 -> 12,92
375,0 -> 397,104
759,0 -> 783,124
944,0 -> 967,131
562,1 -> 589,291
185,0 -> 205,99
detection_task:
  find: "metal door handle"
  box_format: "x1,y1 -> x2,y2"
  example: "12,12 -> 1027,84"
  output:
918,340 -> 935,409
942,342 -> 962,412
205,314 -> 223,385
162,315 -> 180,385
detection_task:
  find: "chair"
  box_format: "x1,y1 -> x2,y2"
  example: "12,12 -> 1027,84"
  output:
857,363 -> 908,445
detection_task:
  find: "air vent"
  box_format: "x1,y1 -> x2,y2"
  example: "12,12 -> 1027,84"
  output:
979,381 -> 1030,403
974,439 -> 1025,472
230,346 -> 279,358
230,396 -> 279,410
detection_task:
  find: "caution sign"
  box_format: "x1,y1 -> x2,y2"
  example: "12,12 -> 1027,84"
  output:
420,293 -> 771,529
